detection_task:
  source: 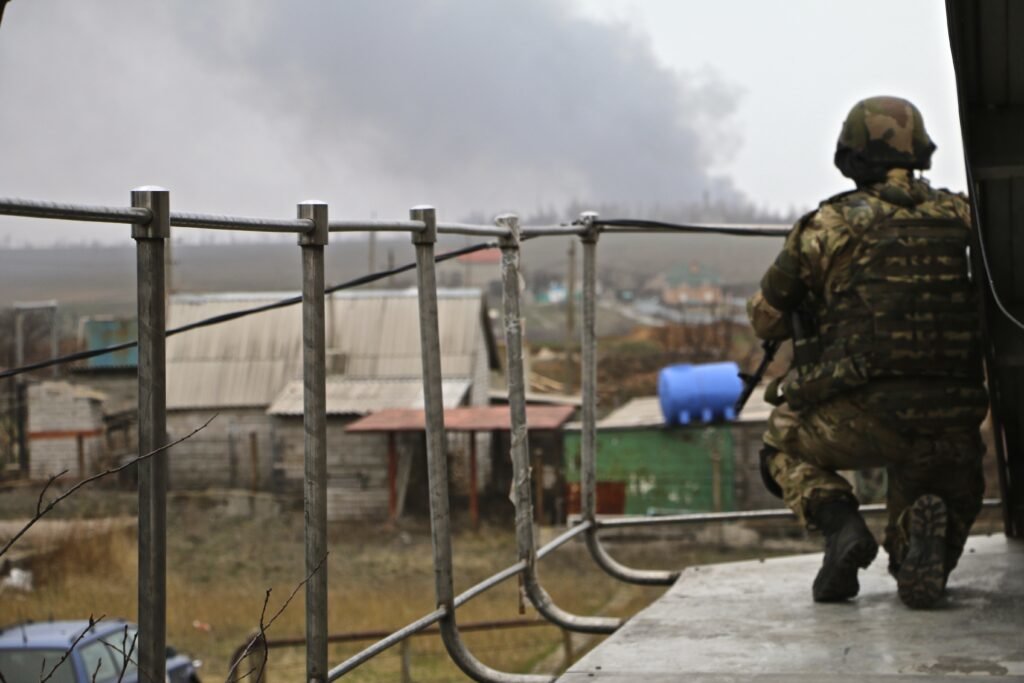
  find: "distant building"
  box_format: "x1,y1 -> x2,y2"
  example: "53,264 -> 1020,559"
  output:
159,289 -> 498,519
64,289 -> 498,520
26,381 -> 105,481
69,317 -> 138,414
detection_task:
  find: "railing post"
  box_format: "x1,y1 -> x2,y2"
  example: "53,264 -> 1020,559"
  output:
299,200 -> 329,683
410,205 -> 458,617
132,186 -> 169,683
411,206 -> 551,683
577,211 -> 677,585
579,212 -> 599,527
497,214 -> 619,634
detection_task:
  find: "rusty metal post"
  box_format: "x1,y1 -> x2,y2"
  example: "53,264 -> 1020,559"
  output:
469,431 -> 479,530
299,200 -> 329,683
497,213 -> 619,634
132,186 -> 169,683
388,432 -> 398,522
400,638 -> 413,683
412,206 -> 551,683
249,431 -> 261,492
76,433 -> 85,479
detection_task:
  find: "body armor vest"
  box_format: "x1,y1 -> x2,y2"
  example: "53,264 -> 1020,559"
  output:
783,197 -> 983,408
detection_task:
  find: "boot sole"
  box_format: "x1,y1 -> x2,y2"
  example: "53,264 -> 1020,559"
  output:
813,534 -> 879,602
897,495 -> 948,609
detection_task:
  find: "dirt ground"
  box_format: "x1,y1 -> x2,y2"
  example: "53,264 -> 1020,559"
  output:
0,487 -> 790,682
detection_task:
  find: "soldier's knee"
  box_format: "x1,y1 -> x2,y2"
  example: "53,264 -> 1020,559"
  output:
759,444 -> 784,499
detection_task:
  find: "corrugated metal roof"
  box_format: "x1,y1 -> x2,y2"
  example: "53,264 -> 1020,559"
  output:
345,404 -> 576,432
166,289 -> 490,410
267,377 -> 470,416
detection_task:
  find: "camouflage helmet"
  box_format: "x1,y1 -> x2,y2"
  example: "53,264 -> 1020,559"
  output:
834,96 -> 936,182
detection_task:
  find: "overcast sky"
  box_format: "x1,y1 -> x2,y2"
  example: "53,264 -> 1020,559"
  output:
0,0 -> 964,246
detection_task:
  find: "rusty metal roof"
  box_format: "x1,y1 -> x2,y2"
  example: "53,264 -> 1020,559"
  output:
345,404 -> 577,433
166,289 -> 492,410
266,377 -> 470,416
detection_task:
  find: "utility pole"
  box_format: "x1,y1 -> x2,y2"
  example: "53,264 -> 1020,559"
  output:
564,239 -> 576,393
368,211 -> 378,278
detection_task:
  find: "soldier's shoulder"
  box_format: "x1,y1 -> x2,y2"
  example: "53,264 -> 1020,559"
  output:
919,183 -> 972,222
812,189 -> 878,230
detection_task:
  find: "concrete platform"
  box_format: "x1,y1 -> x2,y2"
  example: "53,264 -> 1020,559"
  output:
558,535 -> 1024,681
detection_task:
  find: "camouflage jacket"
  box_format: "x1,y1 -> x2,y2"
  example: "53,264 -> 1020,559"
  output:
748,169 -> 987,424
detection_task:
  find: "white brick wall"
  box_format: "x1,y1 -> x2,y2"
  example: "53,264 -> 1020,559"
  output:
27,381 -> 105,480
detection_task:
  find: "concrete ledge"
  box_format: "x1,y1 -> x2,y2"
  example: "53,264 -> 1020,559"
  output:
559,535 -> 1024,681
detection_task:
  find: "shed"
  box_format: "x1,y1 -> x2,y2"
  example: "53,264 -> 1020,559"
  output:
346,405 -> 576,527
562,389 -> 775,516
267,378 -> 470,521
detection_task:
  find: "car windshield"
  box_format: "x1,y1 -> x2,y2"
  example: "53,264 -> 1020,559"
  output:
0,648 -> 76,683
94,627 -> 139,683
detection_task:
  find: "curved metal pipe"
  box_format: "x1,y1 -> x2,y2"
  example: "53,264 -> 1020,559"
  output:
411,207 -> 551,683
584,527 -> 679,585
496,214 -> 621,634
577,212 -> 679,587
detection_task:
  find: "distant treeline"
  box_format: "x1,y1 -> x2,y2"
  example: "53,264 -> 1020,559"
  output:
0,199 -> 798,314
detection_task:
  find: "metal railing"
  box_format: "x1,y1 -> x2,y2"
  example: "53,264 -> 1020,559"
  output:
0,189 -> 803,682
228,618 -> 575,683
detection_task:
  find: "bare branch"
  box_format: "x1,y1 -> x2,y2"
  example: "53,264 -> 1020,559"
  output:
40,614 -> 105,683
113,626 -> 139,683
99,625 -> 141,683
225,553 -> 328,683
0,414 -> 218,559
90,658 -> 103,683
36,472 -> 67,517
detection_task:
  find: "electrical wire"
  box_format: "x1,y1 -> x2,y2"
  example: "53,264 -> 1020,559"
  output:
973,210 -> 1024,335
594,218 -> 789,237
0,240 -> 498,380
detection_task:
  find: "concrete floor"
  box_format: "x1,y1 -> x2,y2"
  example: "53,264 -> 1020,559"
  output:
558,535 -> 1024,682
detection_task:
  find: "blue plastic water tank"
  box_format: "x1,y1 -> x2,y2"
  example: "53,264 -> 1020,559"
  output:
657,361 -> 743,425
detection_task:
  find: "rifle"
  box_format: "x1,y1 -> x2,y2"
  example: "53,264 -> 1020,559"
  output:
734,338 -> 781,415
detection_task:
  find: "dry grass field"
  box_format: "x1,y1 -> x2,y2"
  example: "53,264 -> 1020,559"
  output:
0,488 -> 778,682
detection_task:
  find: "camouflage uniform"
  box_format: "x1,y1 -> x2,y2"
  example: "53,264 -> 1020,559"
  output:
749,99 -> 988,574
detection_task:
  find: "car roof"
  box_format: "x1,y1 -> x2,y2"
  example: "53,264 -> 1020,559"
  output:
0,619 -> 132,649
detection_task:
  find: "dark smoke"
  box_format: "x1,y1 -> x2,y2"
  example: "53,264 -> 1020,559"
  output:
0,0 -> 743,245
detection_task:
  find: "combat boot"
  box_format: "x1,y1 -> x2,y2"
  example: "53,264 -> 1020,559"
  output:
896,494 -> 948,609
809,499 -> 879,602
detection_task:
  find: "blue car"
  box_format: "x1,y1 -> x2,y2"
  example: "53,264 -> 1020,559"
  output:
0,619 -> 201,683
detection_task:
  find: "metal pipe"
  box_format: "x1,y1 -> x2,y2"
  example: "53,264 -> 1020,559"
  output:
519,224 -> 586,238
596,221 -> 789,237
329,219 -> 426,233
411,206 -> 551,683
577,211 -> 676,586
327,523 -> 592,677
454,561 -> 528,608
0,197 -> 151,224
328,608 -> 448,680
170,211 -> 313,233
436,221 -> 513,238
579,213 -> 598,527
299,200 -> 329,683
592,497 -> 1007,529
132,186 -> 169,683
497,213 -> 620,634
536,520 -> 590,560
